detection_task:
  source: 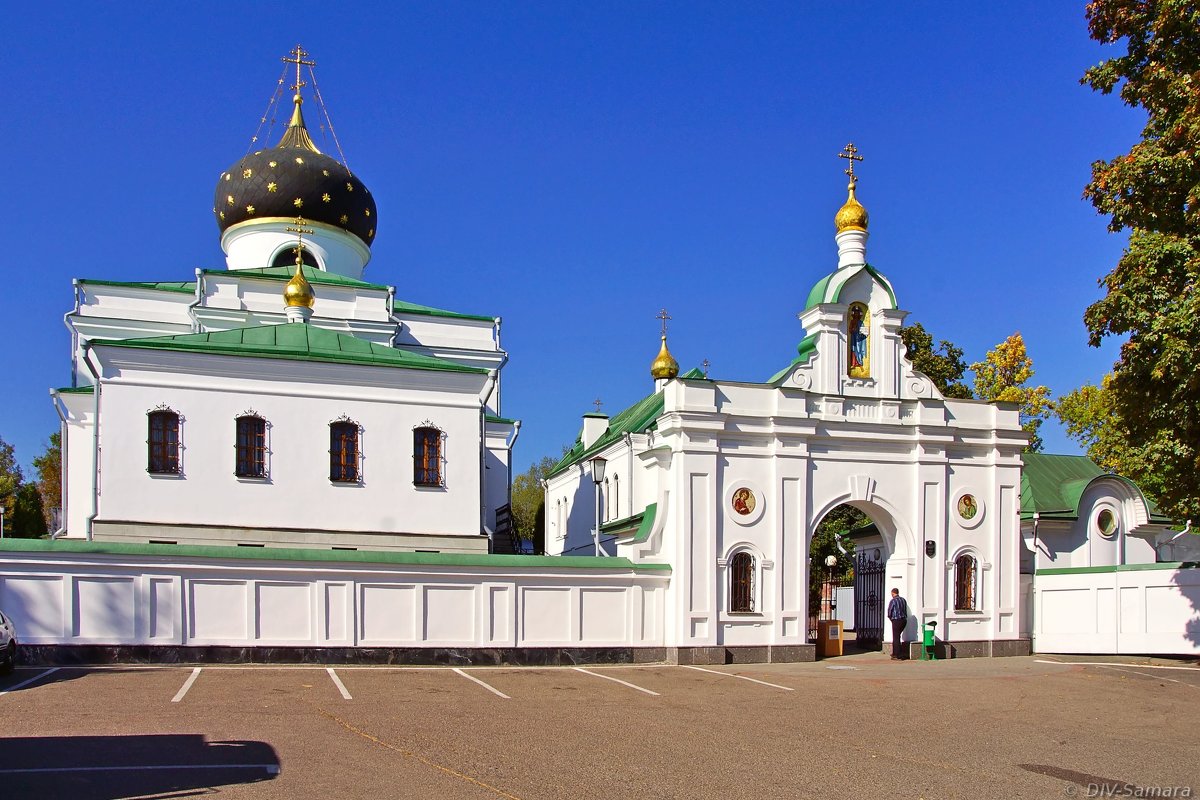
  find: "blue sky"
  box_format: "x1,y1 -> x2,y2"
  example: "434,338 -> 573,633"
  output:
0,2 -> 1141,475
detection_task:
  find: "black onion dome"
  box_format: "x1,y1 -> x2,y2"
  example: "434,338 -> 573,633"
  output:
214,99 -> 376,246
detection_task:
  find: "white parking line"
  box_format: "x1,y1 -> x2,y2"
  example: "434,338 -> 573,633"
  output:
452,668 -> 510,699
326,667 -> 352,700
0,667 -> 59,696
1104,665 -> 1199,690
682,665 -> 795,691
1035,659 -> 1200,672
0,764 -> 280,775
573,667 -> 660,696
171,667 -> 201,703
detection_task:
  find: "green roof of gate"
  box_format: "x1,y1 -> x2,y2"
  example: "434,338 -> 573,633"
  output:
768,333 -> 819,383
93,323 -> 487,374
391,298 -> 496,323
803,263 -> 898,310
1019,452 -> 1170,523
79,279 -> 197,294
548,391 -> 665,478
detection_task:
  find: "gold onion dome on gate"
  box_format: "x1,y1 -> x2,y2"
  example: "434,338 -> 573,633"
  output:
284,263 -> 316,308
650,336 -> 679,380
215,94 -> 377,246
834,178 -> 869,233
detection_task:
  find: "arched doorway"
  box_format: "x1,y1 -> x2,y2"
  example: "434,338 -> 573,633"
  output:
807,499 -> 913,655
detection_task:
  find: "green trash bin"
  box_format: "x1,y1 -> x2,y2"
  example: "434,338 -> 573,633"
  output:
921,621 -> 937,660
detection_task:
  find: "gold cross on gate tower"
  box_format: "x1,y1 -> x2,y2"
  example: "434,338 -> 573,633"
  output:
838,142 -> 864,182
285,218 -> 314,267
282,44 -> 316,93
656,308 -> 672,338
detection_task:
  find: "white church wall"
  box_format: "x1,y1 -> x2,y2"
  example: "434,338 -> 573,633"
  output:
1033,564 -> 1200,655
58,393 -> 96,539
0,545 -> 669,650
85,357 -> 486,543
202,273 -> 392,323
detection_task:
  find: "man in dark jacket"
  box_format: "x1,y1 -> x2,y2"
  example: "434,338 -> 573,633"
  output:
887,588 -> 908,660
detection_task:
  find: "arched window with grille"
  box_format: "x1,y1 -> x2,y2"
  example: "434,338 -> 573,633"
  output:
954,554 -> 978,611
147,409 -> 181,474
329,420 -> 359,482
235,414 -> 267,478
730,551 -> 755,613
413,426 -> 443,486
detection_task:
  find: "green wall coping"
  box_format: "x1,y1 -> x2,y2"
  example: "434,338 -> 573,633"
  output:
1035,561 -> 1197,576
0,538 -> 671,573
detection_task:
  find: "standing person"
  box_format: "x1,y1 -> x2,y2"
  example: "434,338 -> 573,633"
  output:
887,588 -> 908,660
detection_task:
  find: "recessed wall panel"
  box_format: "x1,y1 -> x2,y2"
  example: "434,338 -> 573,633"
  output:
74,577 -> 136,641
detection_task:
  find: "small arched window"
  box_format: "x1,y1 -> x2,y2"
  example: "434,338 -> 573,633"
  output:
235,415 -> 267,478
612,475 -> 619,520
271,246 -> 319,269
603,478 -> 610,521
954,554 -> 978,611
413,426 -> 443,486
730,552 -> 755,613
329,421 -> 359,482
147,410 -> 180,474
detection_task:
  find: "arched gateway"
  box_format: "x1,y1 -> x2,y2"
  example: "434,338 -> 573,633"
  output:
545,148 -> 1030,661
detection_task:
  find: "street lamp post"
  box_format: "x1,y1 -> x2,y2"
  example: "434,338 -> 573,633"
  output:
824,554 -> 838,619
590,456 -> 606,557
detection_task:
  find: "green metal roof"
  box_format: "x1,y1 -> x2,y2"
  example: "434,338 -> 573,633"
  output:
392,298 -> 496,323
803,263 -> 898,311
0,537 -> 671,573
54,385 -> 95,394
679,367 -> 709,380
768,333 -> 819,383
79,279 -> 197,294
548,391 -> 666,478
206,265 -> 390,291
1020,452 -> 1170,523
93,323 -> 488,374
485,413 -> 518,425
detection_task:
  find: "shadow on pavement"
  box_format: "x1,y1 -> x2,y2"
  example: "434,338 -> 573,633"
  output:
0,734 -> 280,799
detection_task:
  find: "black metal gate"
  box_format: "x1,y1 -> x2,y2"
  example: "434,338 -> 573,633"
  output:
853,551 -> 885,649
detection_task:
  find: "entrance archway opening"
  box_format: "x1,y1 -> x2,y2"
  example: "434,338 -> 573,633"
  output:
808,501 -> 900,656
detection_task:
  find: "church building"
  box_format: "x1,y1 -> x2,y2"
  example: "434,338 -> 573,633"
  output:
544,148 -> 1171,657
50,48 -> 519,554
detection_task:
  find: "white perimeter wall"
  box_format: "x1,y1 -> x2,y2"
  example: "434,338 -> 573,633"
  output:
1034,566 -> 1200,655
0,551 -> 667,650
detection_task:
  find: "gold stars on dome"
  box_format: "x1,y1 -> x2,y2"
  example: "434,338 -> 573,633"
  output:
322,169 -> 330,177
219,211 -> 225,220
294,198 -> 304,208
346,183 -> 353,192
224,173 -> 231,181
364,208 -> 370,217
295,157 -> 304,165
246,205 -> 256,214
834,142 -> 869,233
650,308 -> 680,381
269,161 -> 278,168
226,195 -> 234,206
368,228 -> 374,238
267,182 -> 278,192
339,214 -> 349,224
243,168 -> 253,179
322,193 -> 331,203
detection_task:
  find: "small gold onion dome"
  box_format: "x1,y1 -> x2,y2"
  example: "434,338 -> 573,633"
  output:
283,263 -> 316,308
834,178 -> 869,233
650,335 -> 679,380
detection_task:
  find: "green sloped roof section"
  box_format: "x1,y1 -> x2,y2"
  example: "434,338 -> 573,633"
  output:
94,323 -> 488,374
548,391 -> 665,478
485,413 -> 518,425
79,279 -> 197,294
1020,452 -> 1171,523
54,384 -> 95,394
207,265 -> 390,291
392,298 -> 496,323
768,333 -> 819,384
802,263 -> 897,311
679,367 -> 709,380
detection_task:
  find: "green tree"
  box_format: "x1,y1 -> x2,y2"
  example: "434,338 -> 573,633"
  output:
971,332 -> 1053,452
11,484 -> 47,538
33,432 -> 61,532
900,322 -> 973,399
1080,0 -> 1200,520
1057,374 -> 1165,502
0,437 -> 23,533
808,504 -> 866,611
511,456 -> 558,543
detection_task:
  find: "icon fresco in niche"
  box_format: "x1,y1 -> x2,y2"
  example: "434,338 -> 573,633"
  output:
957,494 -> 979,521
732,487 -> 756,516
848,301 -> 870,379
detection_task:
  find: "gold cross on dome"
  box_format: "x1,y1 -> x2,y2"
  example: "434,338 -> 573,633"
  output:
656,308 -> 672,337
593,398 -> 603,413
285,217 -> 314,266
838,142 -> 864,181
282,44 -> 316,93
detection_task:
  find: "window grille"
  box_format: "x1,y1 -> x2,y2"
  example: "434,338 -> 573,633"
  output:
235,415 -> 267,478
413,427 -> 442,486
954,554 -> 978,611
329,421 -> 359,482
730,552 -> 755,613
147,410 -> 180,474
